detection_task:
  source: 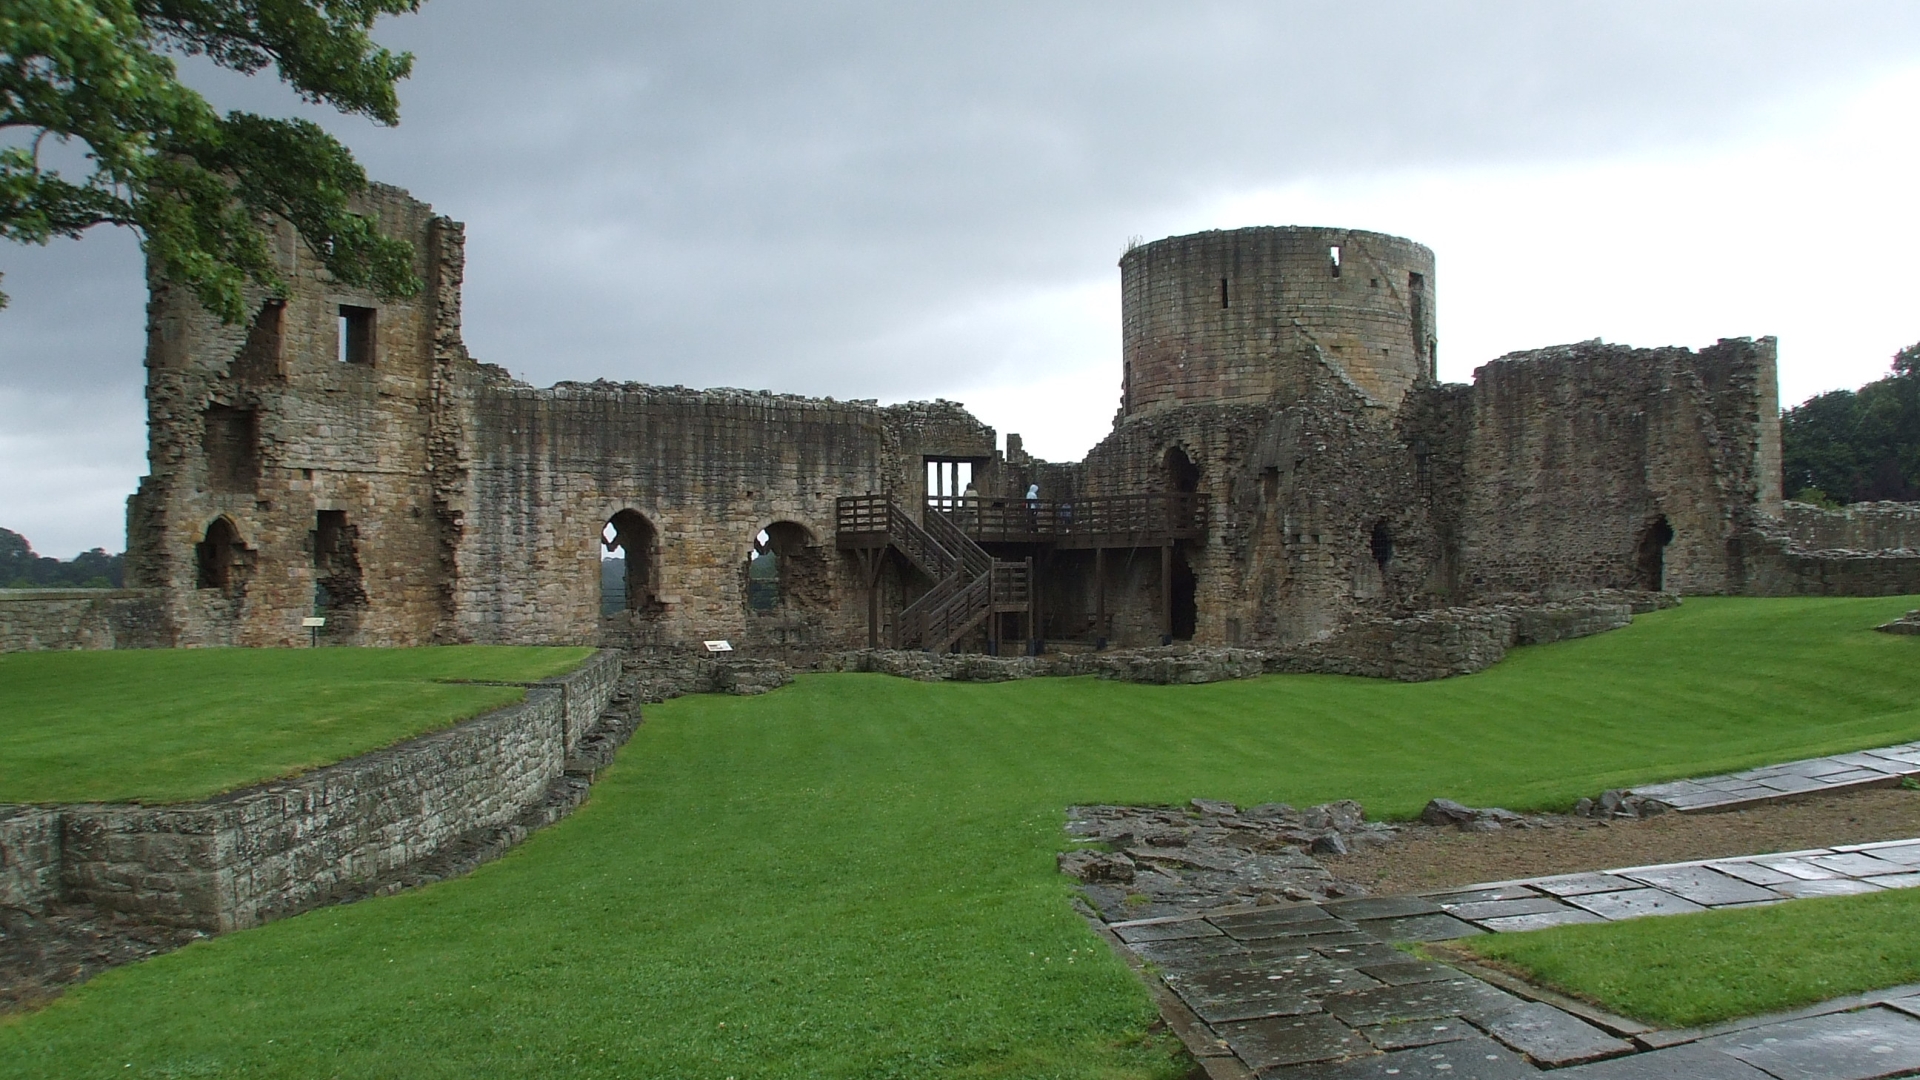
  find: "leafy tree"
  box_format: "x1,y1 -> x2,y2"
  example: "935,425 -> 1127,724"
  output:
1781,342 -> 1920,503
0,527 -> 124,587
2,0 -> 425,322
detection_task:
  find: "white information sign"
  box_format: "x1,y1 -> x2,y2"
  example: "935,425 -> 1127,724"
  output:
703,640 -> 733,653
301,617 -> 327,627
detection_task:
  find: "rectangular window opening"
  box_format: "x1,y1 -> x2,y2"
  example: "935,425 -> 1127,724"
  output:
1219,277 -> 1229,309
925,458 -> 975,500
1329,245 -> 1342,277
201,405 -> 260,493
338,305 -> 376,365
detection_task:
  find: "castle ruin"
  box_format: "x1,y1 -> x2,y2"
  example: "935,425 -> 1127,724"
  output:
36,184 -> 1913,656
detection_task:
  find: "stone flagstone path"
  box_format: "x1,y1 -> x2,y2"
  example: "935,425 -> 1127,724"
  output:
1081,736 -> 1920,1078
1105,844 -> 1920,1077
1626,743 -> 1920,813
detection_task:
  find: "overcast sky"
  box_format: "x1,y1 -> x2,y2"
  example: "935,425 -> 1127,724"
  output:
6,1 -> 1920,556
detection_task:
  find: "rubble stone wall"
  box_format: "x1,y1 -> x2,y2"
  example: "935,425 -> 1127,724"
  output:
1777,501 -> 1920,553
453,385 -> 994,648
6,650 -> 620,930
126,185 -> 467,647
1455,338 -> 1780,597
0,589 -> 170,652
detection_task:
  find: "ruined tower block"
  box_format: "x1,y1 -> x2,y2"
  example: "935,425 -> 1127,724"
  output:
1119,227 -> 1436,416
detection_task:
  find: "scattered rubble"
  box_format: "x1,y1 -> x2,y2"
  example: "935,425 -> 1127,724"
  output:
1877,610 -> 1920,636
1059,798 -> 1394,920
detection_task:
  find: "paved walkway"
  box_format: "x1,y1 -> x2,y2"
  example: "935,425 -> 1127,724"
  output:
1628,743 -> 1920,813
1109,844 -> 1920,1077
1091,736 -> 1920,1078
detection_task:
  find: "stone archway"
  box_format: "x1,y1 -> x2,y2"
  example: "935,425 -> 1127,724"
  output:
602,509 -> 659,616
1636,516 -> 1675,591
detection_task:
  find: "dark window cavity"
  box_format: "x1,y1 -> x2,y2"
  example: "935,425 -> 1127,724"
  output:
201,405 -> 259,493
338,305 -> 376,365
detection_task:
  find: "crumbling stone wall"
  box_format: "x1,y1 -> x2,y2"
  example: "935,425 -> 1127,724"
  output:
1452,339 -> 1780,596
126,185 -> 466,647
451,383 -> 993,648
116,192 -> 1806,658
1777,501 -> 1920,553
0,590 -> 168,652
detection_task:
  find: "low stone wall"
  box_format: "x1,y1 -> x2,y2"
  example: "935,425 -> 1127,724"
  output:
0,807 -> 62,911
0,589 -> 170,652
820,594 -> 1660,686
1741,547 -> 1920,598
0,650 -> 623,932
1778,501 -> 1920,554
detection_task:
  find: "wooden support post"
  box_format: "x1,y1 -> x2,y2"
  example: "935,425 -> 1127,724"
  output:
1094,547 -> 1107,649
987,562 -> 999,656
1027,555 -> 1038,655
859,548 -> 883,650
1161,544 -> 1174,646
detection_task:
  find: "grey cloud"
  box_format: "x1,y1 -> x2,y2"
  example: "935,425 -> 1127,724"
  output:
4,1 -> 1919,551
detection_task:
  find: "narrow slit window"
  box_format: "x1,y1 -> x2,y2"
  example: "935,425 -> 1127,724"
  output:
1329,246 -> 1342,277
1219,277 -> 1229,309
338,305 -> 376,365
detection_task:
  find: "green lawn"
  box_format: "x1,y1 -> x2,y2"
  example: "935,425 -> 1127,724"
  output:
0,646 -> 595,803
0,597 -> 1917,1078
1463,887 -> 1920,1028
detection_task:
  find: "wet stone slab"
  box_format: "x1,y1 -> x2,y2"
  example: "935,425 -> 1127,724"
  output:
1278,1033 -> 1538,1078
1322,896 -> 1443,921
1617,865 -> 1780,906
1320,977 -> 1521,1027
1357,1017 -> 1476,1051
1112,918 -> 1222,943
1357,960 -> 1463,987
1771,877 -> 1884,899
1214,1011 -> 1373,1071
1440,896 -> 1573,921
1561,887 -> 1706,921
1530,873 -> 1638,897
1551,1042 -> 1774,1079
1477,908 -> 1606,932
1355,912 -> 1484,942
1478,1001 -> 1635,1066
1163,965 -> 1334,1023
1703,1007 -> 1920,1080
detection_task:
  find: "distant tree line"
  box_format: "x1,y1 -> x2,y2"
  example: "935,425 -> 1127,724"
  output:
1,529 -> 124,589
1781,343 -> 1920,505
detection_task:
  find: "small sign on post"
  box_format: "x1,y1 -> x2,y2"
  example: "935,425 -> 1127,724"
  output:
302,616 -> 326,647
702,640 -> 733,654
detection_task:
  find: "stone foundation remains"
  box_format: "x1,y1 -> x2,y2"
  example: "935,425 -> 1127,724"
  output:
0,650 -> 623,931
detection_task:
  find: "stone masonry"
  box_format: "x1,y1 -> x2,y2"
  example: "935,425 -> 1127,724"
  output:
3,187 -> 1907,657
0,650 -> 622,931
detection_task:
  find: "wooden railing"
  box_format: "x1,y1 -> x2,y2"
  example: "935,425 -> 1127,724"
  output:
922,493 -> 1208,545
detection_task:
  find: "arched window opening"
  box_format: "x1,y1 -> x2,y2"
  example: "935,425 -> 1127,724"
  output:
602,510 -> 658,615
195,518 -> 249,590
1165,446 -> 1200,494
746,521 -> 823,615
1370,521 -> 1395,571
1636,516 -> 1675,591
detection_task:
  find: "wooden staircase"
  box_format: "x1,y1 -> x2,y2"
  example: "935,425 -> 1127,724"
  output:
836,495 -> 1031,651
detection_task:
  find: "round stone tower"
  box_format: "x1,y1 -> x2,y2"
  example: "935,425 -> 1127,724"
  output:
1119,226 -> 1436,416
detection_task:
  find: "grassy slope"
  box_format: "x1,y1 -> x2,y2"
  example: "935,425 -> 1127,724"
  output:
0,597 -> 1916,1078
1464,888 -> 1920,1027
0,646 -> 595,803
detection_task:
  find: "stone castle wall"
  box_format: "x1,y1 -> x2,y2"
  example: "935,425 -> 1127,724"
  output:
105,195 -> 1881,661
1451,338 -> 1780,596
0,589 -> 169,652
450,382 -> 993,649
125,185 -> 467,648
1777,501 -> 1920,553
0,650 -> 621,930
1119,227 -> 1435,417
